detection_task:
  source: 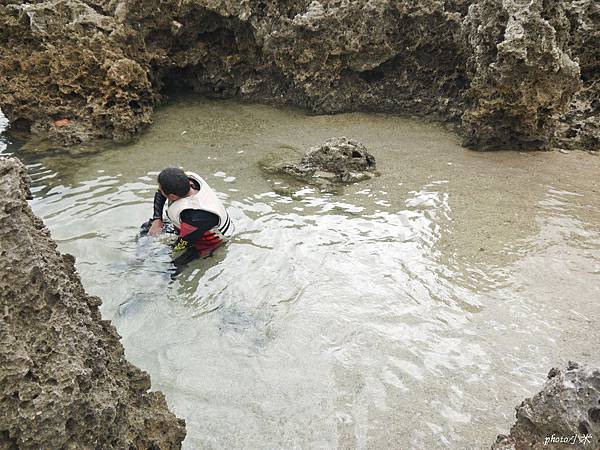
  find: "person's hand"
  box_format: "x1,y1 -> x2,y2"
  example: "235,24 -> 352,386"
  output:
148,219 -> 164,236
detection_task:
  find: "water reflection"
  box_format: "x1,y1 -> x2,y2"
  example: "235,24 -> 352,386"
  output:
12,99 -> 600,449
0,109 -> 8,154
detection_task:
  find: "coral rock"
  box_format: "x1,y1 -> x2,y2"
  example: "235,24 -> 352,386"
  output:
0,157 -> 186,449
491,362 -> 600,450
271,137 -> 377,185
0,0 -> 597,150
461,0 -> 581,150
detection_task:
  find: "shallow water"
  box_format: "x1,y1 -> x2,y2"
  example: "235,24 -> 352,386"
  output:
3,99 -> 600,449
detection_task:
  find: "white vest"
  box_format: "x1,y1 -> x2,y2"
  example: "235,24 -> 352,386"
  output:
166,172 -> 234,238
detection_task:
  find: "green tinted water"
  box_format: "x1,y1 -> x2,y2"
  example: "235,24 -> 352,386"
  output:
3,100 -> 600,449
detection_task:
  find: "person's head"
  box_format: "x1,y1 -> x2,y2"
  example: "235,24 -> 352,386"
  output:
157,167 -> 190,200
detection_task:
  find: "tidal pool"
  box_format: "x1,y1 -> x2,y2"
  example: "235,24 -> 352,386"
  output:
2,99 -> 599,449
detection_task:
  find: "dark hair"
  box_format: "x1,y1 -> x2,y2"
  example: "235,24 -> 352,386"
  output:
158,167 -> 190,197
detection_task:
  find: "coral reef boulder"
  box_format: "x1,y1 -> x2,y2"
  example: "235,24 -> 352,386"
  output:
0,157 -> 186,449
461,0 -> 581,150
0,0 -> 156,146
492,361 -> 600,450
263,137 -> 377,185
0,0 -> 597,150
299,137 -> 376,178
554,0 -> 600,151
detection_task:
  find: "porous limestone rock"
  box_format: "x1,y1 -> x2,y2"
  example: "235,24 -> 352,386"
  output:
264,137 -> 377,185
0,157 -> 186,449
0,0 -> 597,150
554,0 -> 600,151
461,0 -> 581,150
0,0 -> 467,147
492,361 -> 600,450
0,0 -> 157,146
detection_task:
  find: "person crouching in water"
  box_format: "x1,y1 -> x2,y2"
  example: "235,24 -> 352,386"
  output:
145,167 -> 234,268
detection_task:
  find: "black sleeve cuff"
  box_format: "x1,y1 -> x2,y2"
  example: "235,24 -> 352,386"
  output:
153,190 -> 167,220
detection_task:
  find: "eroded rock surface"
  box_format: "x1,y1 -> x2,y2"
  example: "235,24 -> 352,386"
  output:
262,137 -> 377,185
0,0 -> 156,146
0,0 -> 597,150
492,361 -> 600,450
554,0 -> 600,151
461,0 -> 581,149
0,157 -> 186,449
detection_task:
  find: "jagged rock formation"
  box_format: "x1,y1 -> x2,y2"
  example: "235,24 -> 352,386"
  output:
0,0 -> 157,145
492,362 -> 600,450
262,136 -> 377,185
554,0 -> 600,150
0,0 -> 597,150
0,157 -> 186,449
461,0 -> 581,149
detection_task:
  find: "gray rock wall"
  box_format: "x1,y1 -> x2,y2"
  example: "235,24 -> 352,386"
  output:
0,0 -> 597,150
554,0 -> 600,150
461,0 -> 581,149
0,157 -> 186,449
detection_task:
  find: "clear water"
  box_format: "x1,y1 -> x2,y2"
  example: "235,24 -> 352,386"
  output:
2,99 -> 600,449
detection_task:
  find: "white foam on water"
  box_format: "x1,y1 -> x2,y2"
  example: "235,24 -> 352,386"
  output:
0,108 -> 8,154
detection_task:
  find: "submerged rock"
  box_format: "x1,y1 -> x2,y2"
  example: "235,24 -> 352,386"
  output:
263,137 -> 377,186
492,361 -> 600,450
0,0 -> 596,150
0,157 -> 186,448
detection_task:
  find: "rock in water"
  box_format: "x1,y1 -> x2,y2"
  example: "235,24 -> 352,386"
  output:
301,137 -> 376,175
266,137 -> 377,185
0,157 -> 186,449
492,361 -> 600,450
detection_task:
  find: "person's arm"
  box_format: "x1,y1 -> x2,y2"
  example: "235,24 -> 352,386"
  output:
171,209 -> 219,267
148,190 -> 167,236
